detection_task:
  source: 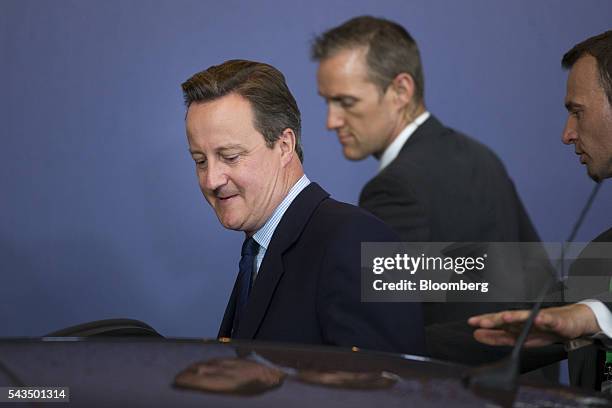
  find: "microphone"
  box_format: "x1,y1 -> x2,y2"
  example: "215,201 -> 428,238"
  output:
462,181 -> 603,405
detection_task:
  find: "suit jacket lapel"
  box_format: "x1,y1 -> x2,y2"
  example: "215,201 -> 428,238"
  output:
232,183 -> 330,339
217,275 -> 240,338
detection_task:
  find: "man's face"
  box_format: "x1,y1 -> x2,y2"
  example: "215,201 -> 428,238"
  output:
562,55 -> 612,182
317,48 -> 406,160
186,93 -> 285,234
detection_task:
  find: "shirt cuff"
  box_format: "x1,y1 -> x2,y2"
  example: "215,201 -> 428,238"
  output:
579,299 -> 612,339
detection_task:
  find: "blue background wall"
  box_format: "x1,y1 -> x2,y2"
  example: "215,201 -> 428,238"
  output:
1,0 -> 611,337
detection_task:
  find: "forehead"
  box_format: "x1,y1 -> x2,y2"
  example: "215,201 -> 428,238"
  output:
186,93 -> 253,130
186,93 -> 261,149
317,47 -> 374,93
566,55 -> 603,101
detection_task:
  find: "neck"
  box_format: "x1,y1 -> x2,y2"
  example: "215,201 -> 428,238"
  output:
374,103 -> 426,159
246,163 -> 303,238
401,102 -> 426,128
284,164 -> 304,195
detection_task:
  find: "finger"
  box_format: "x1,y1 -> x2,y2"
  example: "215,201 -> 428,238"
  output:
534,311 -> 563,332
467,316 -> 482,326
480,310 -> 532,328
477,312 -> 516,328
468,314 -> 497,326
499,310 -> 532,324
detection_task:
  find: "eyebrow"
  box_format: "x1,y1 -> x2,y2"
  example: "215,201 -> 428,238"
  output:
217,144 -> 244,152
564,101 -> 583,111
188,144 -> 245,155
321,94 -> 359,103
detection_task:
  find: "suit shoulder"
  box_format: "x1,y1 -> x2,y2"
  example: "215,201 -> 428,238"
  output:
430,125 -> 510,172
311,197 -> 399,241
375,123 -> 510,187
450,129 -> 507,165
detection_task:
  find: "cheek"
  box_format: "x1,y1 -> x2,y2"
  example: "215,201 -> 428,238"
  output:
233,169 -> 267,200
196,171 -> 209,191
346,111 -> 378,135
358,110 -> 394,140
366,103 -> 394,127
234,153 -> 281,197
197,175 -> 206,190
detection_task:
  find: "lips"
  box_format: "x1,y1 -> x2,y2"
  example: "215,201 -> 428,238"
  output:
580,154 -> 587,164
216,194 -> 239,205
575,151 -> 587,164
337,132 -> 354,144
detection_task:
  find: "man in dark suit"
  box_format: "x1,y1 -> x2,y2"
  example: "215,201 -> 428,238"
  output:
181,60 -> 425,355
469,30 -> 612,391
311,16 -> 544,327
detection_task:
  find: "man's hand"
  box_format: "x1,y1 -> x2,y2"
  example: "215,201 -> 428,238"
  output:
467,304 -> 600,347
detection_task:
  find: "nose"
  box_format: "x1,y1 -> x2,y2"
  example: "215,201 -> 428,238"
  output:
201,160 -> 228,192
326,105 -> 344,130
562,115 -> 578,145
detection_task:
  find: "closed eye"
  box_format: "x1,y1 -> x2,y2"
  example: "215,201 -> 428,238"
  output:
565,102 -> 583,119
339,98 -> 357,108
222,154 -> 240,164
570,110 -> 582,119
335,98 -> 357,109
327,96 -> 358,109
192,156 -> 207,168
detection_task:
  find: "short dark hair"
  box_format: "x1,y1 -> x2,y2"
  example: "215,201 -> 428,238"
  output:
311,16 -> 424,104
562,30 -> 612,106
181,60 -> 303,162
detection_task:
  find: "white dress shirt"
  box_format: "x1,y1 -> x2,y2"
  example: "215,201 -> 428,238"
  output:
580,299 -> 612,338
378,111 -> 430,172
251,174 -> 311,277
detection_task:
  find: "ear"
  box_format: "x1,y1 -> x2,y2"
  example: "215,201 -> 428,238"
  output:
388,72 -> 416,110
277,128 -> 297,167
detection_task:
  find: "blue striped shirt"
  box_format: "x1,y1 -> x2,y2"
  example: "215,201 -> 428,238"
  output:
252,175 -> 310,276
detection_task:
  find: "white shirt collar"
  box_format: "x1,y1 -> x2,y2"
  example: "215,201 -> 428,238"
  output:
252,174 -> 310,258
378,111 -> 430,172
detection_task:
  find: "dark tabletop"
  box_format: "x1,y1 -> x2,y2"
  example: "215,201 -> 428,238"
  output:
0,338 -> 610,407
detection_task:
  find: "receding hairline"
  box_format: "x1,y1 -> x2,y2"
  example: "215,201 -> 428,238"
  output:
316,44 -> 408,97
184,89 -> 250,109
184,92 -> 257,126
317,45 -> 372,79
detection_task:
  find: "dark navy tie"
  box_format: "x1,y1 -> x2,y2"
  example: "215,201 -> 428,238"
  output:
232,237 -> 259,334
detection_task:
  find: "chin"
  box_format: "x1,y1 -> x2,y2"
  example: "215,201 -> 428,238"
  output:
224,223 -> 246,232
343,148 -> 368,161
586,167 -> 604,183
588,174 -> 603,183
216,214 -> 244,231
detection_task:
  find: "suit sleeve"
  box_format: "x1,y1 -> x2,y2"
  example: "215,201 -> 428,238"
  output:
359,172 -> 430,242
315,215 -> 426,355
509,180 -> 541,242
